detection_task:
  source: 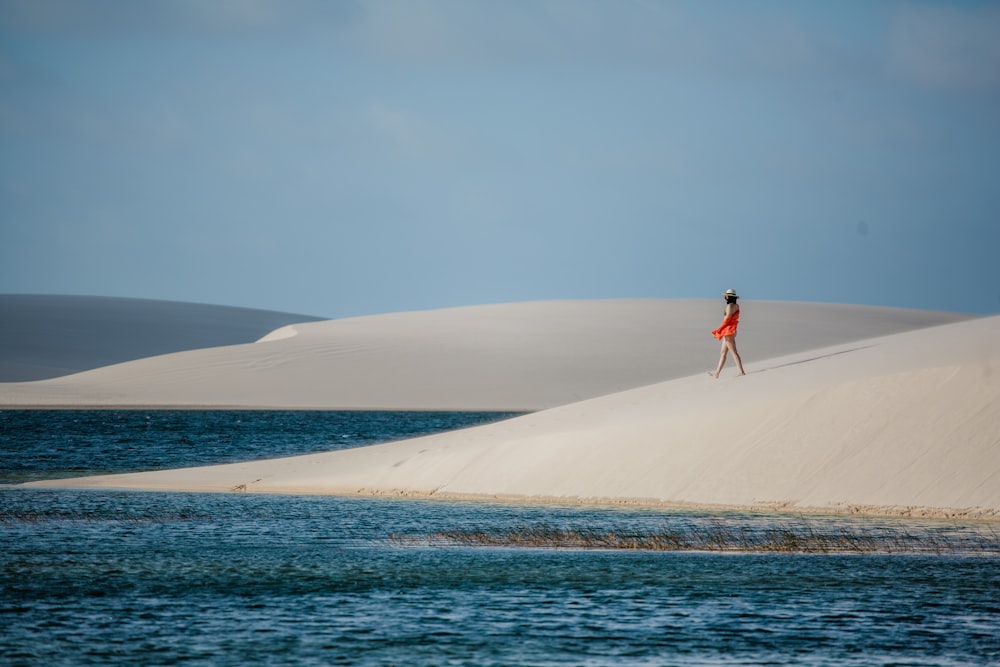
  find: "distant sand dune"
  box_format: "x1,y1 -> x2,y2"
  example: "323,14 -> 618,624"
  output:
16,299 -> 999,518
0,295 -> 322,381
0,299 -> 973,411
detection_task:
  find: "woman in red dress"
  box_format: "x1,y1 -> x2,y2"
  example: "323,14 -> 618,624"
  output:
710,289 -> 745,378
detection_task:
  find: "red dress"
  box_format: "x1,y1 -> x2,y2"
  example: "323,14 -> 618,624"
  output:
711,307 -> 740,340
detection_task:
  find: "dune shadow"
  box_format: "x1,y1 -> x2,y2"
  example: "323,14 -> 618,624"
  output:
752,345 -> 875,374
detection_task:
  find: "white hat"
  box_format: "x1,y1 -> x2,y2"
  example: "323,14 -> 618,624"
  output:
722,289 -> 739,299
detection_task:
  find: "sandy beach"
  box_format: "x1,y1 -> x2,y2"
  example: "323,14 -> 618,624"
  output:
9,297 -> 997,518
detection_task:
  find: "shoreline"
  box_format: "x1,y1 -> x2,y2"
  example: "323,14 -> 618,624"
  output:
14,481 -> 1000,522
0,405 -> 528,413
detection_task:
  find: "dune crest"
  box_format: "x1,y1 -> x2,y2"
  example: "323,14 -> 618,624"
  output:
256,325 -> 299,343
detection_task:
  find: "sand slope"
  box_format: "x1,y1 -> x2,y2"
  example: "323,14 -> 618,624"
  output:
0,295 -> 322,381
0,299 -> 972,410
26,313 -> 1000,518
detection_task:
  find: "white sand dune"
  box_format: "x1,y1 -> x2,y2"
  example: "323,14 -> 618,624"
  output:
0,299 -> 972,411
22,305 -> 1000,519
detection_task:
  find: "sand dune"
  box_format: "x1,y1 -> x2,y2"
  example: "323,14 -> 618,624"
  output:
0,299 -> 972,411
0,295 -> 322,381
22,308 -> 1000,519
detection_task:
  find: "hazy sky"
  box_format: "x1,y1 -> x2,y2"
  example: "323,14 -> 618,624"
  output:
1,0 -> 998,318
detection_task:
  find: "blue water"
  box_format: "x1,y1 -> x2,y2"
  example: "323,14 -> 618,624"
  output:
0,409 -> 522,484
2,411 -> 999,666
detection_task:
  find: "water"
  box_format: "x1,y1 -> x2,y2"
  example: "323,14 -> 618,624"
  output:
2,411 -> 999,666
0,410 -> 521,484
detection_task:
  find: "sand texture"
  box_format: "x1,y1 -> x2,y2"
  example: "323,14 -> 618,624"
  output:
15,299 -> 999,518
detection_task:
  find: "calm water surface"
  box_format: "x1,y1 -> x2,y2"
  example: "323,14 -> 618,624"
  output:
2,410 -> 998,666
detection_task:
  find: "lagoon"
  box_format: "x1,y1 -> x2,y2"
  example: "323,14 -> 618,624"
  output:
2,411 -> 998,665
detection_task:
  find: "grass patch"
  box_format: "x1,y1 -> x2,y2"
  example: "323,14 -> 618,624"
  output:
390,522 -> 1000,555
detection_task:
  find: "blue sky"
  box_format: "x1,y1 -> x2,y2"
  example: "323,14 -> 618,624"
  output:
1,0 -> 998,318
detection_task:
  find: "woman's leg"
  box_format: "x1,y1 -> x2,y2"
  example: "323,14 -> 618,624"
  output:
726,336 -> 746,376
712,339 -> 729,378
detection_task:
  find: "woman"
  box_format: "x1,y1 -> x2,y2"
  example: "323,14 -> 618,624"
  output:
710,288 -> 745,378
